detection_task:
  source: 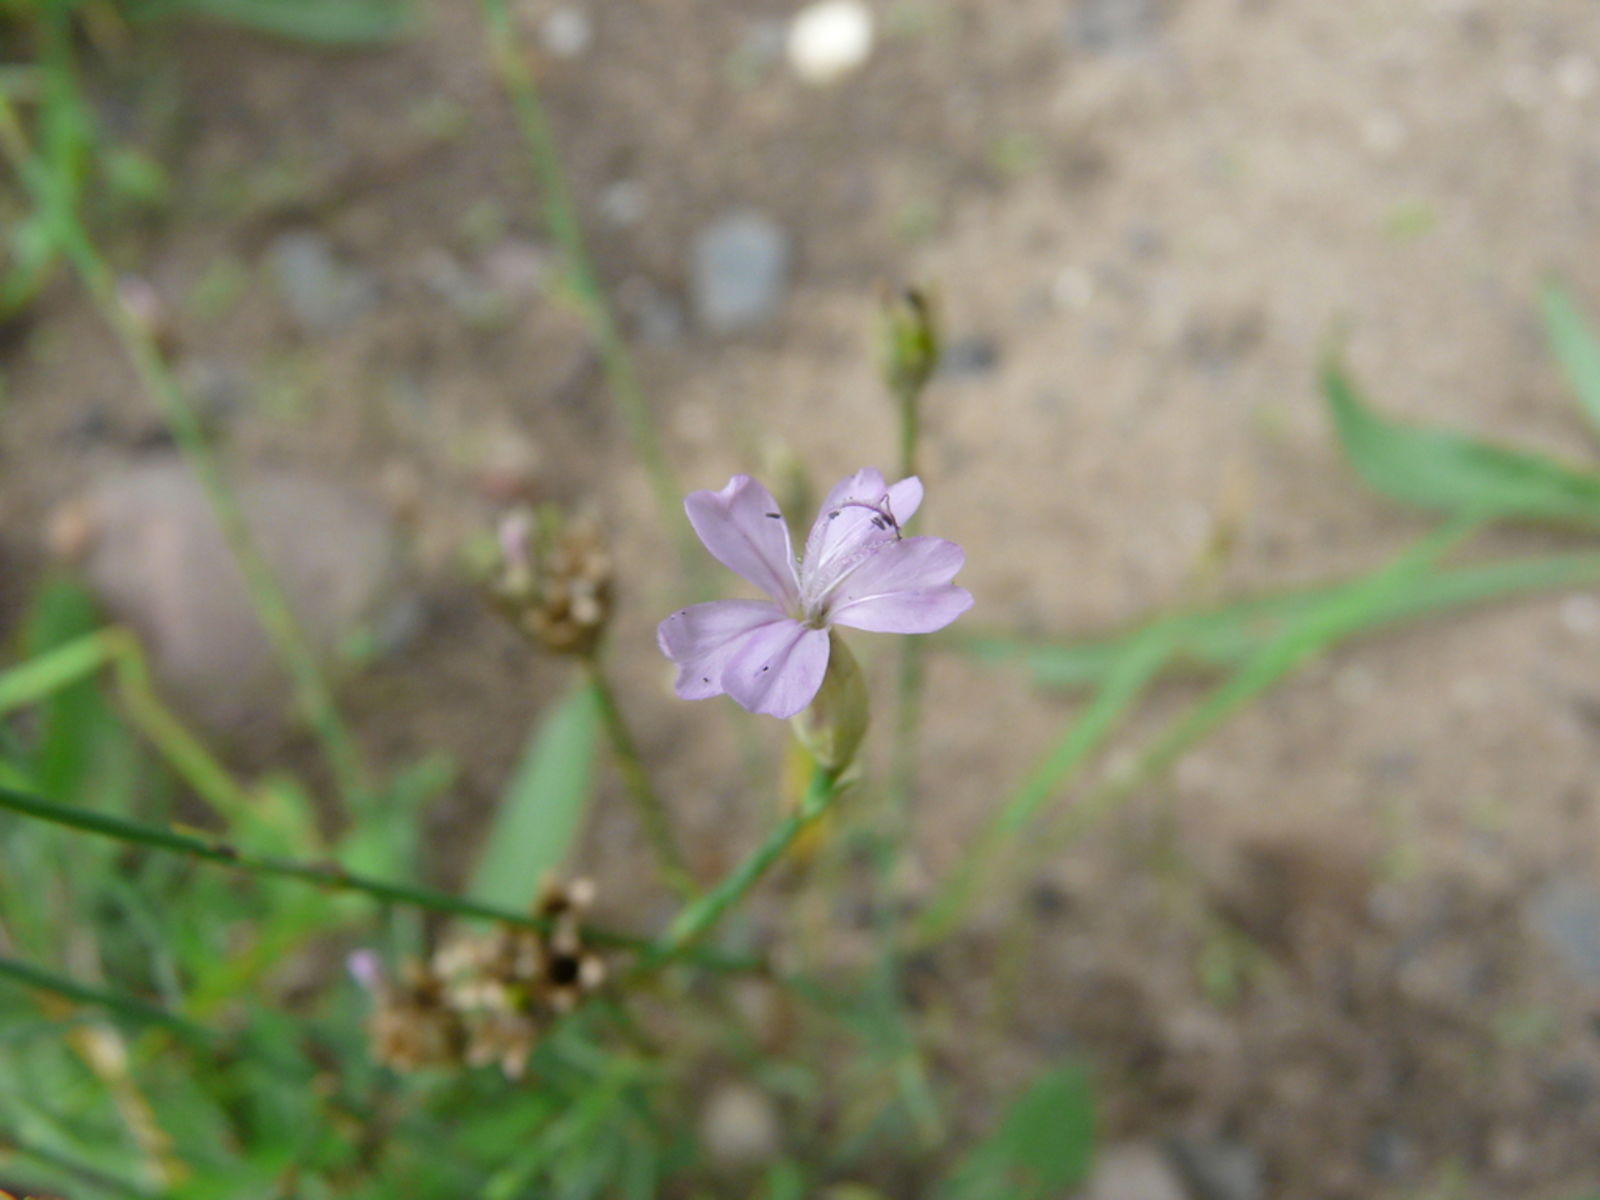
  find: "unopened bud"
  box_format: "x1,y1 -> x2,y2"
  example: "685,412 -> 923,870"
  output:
880,284 -> 941,403
790,632 -> 868,774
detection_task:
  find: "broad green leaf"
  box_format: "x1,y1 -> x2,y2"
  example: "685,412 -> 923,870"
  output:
468,684 -> 599,912
941,1064 -> 1096,1200
1542,284 -> 1600,440
1323,361 -> 1600,525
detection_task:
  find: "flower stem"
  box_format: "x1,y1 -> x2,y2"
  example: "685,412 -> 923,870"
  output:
0,954 -> 213,1044
579,659 -> 698,898
478,0 -> 689,563
0,90 -> 369,810
650,763 -> 841,962
0,783 -> 752,974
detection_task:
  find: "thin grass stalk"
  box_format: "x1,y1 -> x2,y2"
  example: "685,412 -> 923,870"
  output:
579,660 -> 697,898
1035,517 -> 1483,861
0,784 -> 754,973
650,763 -> 841,962
0,91 -> 368,808
479,0 -> 686,550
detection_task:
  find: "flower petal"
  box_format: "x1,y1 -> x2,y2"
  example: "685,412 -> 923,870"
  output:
657,599 -> 788,700
721,619 -> 831,718
826,536 -> 973,633
685,476 -> 799,605
831,585 -> 973,633
802,469 -> 923,599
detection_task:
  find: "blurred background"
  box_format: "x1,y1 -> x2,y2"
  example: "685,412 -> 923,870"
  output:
4,1 -> 1600,1197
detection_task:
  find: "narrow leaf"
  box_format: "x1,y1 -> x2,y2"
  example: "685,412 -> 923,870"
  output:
1323,361 -> 1600,525
955,549 -> 1600,689
468,684 -> 599,912
1542,284 -> 1600,439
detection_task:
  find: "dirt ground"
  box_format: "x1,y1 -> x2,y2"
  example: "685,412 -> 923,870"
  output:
6,0 -> 1600,1196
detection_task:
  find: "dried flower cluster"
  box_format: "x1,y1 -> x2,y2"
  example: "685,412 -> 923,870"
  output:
490,507 -> 613,657
364,880 -> 607,1079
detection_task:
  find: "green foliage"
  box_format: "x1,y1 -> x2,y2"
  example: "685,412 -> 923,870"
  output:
1323,360 -> 1600,526
941,1065 -> 1096,1200
469,684 -> 599,913
123,0 -> 410,44
1542,283 -> 1600,439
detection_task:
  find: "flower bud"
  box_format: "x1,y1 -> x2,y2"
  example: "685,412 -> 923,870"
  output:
790,631 -> 869,774
880,285 -> 941,402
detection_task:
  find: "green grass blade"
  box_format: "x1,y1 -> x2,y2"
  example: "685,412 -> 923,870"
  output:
0,630 -> 106,711
1542,284 -> 1600,440
956,549 -> 1600,689
1323,360 -> 1600,525
468,684 -> 599,913
0,955 -> 213,1044
1043,518 -> 1479,854
126,0 -> 410,43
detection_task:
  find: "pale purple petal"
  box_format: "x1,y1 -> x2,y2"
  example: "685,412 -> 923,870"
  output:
802,468 -> 923,597
831,585 -> 973,633
721,619 -> 831,718
826,536 -> 973,633
684,476 -> 799,606
657,599 -> 788,700
885,476 -> 923,525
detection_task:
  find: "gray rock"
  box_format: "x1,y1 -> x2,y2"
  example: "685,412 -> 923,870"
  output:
1086,1143 -> 1191,1200
691,211 -> 791,334
1529,878 -> 1600,985
65,461 -> 400,732
1167,1137 -> 1264,1200
1064,0 -> 1169,54
939,336 -> 1000,378
268,231 -> 378,335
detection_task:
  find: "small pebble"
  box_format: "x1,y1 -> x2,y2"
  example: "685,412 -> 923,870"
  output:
1528,878 -> 1600,986
787,0 -> 874,86
540,5 -> 593,58
700,1083 -> 780,1167
691,211 -> 792,334
1168,1136 -> 1264,1200
939,336 -> 1000,378
268,231 -> 378,335
1086,1143 -> 1190,1200
1561,594 -> 1600,635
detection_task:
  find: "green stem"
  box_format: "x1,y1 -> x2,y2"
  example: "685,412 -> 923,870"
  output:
0,91 -> 369,808
478,0 -> 685,550
0,955 -> 212,1044
651,764 -> 841,962
0,784 -> 753,972
581,660 -> 697,898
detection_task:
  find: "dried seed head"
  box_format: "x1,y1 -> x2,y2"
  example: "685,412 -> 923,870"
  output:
489,506 -> 614,657
363,878 -> 609,1079
368,959 -> 465,1073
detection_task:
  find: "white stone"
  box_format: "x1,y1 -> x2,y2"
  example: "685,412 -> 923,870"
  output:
787,0 -> 874,86
540,5 -> 593,58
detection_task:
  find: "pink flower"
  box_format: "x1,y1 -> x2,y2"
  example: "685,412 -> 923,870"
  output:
658,468 -> 973,718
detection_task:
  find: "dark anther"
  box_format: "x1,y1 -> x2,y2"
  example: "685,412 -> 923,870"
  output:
549,955 -> 581,986
765,512 -> 782,519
